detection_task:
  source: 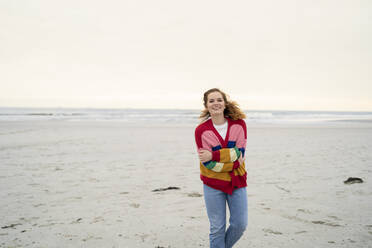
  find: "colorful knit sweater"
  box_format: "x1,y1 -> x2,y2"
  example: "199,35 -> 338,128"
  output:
195,117 -> 247,194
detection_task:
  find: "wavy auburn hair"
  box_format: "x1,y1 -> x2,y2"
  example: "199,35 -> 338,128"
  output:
199,88 -> 246,122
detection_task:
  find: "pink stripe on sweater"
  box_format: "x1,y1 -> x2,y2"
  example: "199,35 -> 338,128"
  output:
201,130 -> 221,151
229,124 -> 246,148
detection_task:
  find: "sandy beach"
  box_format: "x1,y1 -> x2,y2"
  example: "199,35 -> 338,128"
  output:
1,120 -> 372,247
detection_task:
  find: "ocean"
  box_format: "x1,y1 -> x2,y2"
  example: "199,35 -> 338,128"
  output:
0,107 -> 372,124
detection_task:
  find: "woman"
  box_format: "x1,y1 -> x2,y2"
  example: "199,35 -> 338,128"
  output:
194,88 -> 248,248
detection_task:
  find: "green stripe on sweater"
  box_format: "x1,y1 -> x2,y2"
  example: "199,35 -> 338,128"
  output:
205,161 -> 216,169
233,147 -> 241,159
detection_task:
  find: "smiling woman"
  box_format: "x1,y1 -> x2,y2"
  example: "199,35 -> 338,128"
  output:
199,88 -> 246,123
194,88 -> 248,248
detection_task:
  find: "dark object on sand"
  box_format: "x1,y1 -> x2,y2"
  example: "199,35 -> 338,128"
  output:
344,177 -> 364,184
152,186 -> 180,192
1,223 -> 22,229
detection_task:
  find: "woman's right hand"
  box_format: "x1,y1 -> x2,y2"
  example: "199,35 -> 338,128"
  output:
198,149 -> 212,163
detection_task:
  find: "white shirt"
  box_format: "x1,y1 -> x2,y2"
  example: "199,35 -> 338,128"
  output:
213,120 -> 228,140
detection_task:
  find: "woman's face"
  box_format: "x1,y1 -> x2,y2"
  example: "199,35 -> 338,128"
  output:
206,91 -> 225,116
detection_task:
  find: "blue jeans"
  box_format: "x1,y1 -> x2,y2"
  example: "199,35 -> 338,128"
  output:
203,184 -> 248,248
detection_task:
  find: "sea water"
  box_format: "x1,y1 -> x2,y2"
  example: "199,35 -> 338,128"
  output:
0,107 -> 372,124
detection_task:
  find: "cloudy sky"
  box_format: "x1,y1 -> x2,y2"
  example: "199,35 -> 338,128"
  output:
1,0 -> 371,111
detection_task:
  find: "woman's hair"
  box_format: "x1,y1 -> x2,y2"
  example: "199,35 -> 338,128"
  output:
199,88 -> 246,122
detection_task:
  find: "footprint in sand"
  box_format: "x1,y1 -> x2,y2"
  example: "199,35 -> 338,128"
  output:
82,235 -> 103,242
297,208 -> 312,214
90,216 -> 105,224
135,233 -> 149,242
328,215 -> 342,221
70,218 -> 83,224
129,203 -> 140,208
311,220 -> 341,227
262,228 -> 282,235
187,192 -> 202,197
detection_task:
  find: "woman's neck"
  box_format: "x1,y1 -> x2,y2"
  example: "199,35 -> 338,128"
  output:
211,114 -> 226,125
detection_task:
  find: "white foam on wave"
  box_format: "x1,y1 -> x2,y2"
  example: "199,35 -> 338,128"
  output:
0,107 -> 372,124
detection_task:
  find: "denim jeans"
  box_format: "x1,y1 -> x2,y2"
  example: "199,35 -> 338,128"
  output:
203,184 -> 248,248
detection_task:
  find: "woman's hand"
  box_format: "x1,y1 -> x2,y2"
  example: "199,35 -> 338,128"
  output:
198,149 -> 212,163
238,155 -> 245,165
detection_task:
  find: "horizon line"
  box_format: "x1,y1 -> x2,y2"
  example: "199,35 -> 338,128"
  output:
1,105 -> 372,113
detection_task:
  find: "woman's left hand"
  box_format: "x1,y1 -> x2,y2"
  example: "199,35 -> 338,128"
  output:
198,149 -> 212,163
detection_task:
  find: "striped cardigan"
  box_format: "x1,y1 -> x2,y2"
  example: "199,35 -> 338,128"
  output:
195,117 -> 247,194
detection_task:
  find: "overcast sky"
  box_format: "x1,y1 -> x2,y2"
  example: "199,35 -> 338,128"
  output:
1,0 -> 371,111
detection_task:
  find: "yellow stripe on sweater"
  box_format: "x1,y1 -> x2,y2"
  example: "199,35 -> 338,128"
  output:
200,164 -> 231,181
218,148 -> 238,162
218,149 -> 230,162
233,162 -> 246,176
